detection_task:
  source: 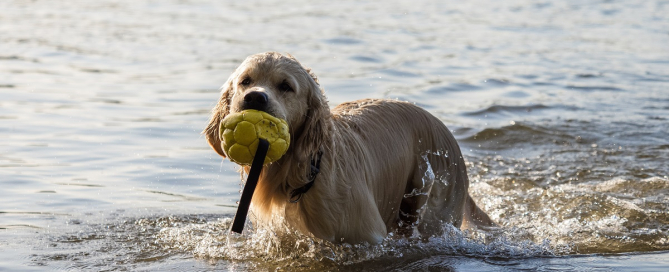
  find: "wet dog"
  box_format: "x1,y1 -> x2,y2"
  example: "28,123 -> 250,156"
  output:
204,52 -> 494,244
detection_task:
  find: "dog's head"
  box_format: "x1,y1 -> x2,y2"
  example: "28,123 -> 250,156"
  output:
204,52 -> 329,160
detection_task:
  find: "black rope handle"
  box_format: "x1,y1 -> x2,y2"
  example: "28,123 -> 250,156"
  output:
230,138 -> 269,234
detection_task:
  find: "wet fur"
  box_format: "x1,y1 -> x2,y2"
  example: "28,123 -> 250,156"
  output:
204,52 -> 494,244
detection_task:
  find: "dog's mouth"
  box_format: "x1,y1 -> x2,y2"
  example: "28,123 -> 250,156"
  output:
233,108 -> 282,121
237,106 -> 283,122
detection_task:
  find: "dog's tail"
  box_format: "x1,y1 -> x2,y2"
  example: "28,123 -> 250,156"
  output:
461,195 -> 497,230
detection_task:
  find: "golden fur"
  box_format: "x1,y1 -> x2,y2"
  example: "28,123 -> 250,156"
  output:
204,52 -> 494,244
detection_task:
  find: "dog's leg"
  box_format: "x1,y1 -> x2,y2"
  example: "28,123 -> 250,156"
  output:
398,172 -> 425,235
398,154 -> 442,236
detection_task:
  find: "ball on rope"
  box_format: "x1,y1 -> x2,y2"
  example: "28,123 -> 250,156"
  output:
219,110 -> 290,165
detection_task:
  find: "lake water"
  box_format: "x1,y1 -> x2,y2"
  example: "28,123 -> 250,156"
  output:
1,0 -> 668,271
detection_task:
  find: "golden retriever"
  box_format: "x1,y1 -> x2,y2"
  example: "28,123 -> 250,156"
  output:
204,52 -> 494,244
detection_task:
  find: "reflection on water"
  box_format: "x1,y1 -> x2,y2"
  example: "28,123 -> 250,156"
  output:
1,0 -> 669,271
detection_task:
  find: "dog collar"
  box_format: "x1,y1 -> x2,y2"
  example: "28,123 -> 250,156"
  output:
289,150 -> 323,203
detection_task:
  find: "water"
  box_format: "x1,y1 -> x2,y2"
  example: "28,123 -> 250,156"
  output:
1,0 -> 668,270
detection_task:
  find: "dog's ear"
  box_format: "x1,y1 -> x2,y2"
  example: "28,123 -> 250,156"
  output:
293,71 -> 330,162
303,67 -> 320,86
285,53 -> 320,85
203,74 -> 235,158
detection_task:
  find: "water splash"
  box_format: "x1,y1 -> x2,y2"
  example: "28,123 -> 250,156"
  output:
152,151 -> 565,269
154,216 -> 558,270
469,176 -> 669,254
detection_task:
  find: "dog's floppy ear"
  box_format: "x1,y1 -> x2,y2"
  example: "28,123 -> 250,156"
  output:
286,53 -> 320,85
293,69 -> 330,161
203,74 -> 235,158
303,66 -> 320,86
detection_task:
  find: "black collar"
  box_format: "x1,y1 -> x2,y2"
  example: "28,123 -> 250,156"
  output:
289,150 -> 323,203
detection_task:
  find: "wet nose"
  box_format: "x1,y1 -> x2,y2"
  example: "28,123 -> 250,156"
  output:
243,91 -> 269,112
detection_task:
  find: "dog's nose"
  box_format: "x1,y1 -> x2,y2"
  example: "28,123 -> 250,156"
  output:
243,91 -> 269,112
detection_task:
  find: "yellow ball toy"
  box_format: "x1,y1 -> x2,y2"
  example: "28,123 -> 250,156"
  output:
219,110 -> 290,165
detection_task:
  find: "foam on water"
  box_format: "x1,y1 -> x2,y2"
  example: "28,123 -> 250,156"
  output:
153,216 -> 557,270
469,176 -> 669,254
141,175 -> 669,268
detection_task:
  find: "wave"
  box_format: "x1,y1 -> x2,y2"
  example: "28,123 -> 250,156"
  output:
459,122 -> 579,151
462,104 -> 552,117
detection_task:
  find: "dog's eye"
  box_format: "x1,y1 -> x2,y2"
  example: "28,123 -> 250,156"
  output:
240,77 -> 252,86
278,81 -> 293,92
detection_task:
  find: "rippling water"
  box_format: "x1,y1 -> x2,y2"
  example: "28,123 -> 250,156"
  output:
1,0 -> 668,271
